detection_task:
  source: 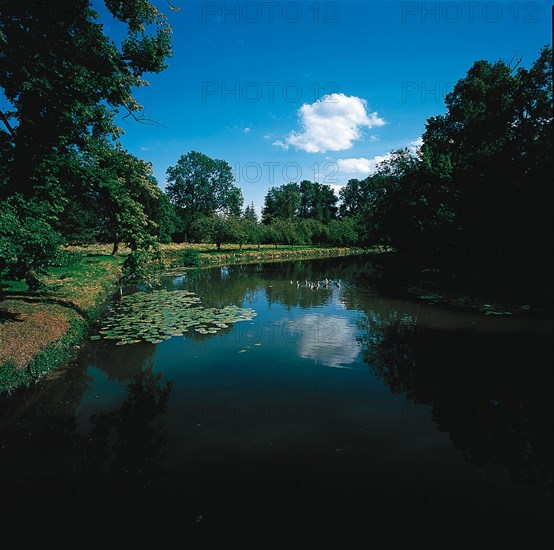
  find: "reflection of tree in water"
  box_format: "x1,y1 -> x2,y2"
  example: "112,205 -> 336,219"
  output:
358,311 -> 417,393
0,359 -> 93,487
83,338 -> 157,381
358,313 -> 553,491
1,350 -> 173,500
77,363 -> 173,491
167,258 -> 367,311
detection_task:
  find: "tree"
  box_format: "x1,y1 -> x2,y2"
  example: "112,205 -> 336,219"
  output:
0,0 -> 174,290
421,46 -> 553,261
327,217 -> 359,247
261,183 -> 301,223
298,180 -> 338,223
339,178 -> 376,217
0,200 -> 63,293
166,151 -> 243,238
243,202 -> 258,223
192,214 -> 237,251
242,203 -> 261,248
299,218 -> 328,245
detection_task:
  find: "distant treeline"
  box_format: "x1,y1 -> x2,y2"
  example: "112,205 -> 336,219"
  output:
0,0 -> 551,293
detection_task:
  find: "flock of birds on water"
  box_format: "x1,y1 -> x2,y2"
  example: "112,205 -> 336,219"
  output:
289,278 -> 341,290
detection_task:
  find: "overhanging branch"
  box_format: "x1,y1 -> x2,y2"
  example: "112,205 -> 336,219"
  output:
0,109 -> 15,137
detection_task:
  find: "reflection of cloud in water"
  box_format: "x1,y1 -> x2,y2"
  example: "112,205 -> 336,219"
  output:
295,313 -> 359,368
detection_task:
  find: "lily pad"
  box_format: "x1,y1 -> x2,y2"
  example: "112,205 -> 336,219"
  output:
92,289 -> 257,345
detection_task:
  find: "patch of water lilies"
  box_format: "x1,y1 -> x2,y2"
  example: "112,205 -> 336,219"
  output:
92,289 -> 257,345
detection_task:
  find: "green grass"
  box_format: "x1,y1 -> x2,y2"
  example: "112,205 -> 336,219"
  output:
1,249 -> 124,395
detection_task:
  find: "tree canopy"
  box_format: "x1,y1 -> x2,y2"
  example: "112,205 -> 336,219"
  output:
261,180 -> 337,224
166,151 -> 244,240
0,0 -> 174,290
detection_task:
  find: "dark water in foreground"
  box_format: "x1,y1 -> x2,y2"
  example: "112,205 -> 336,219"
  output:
1,256 -> 552,549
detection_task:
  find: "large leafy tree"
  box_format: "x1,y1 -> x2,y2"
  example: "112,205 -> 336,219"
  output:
166,151 -> 243,239
339,178 -> 378,217
261,183 -> 301,224
262,181 -> 338,225
355,46 -> 552,266
298,180 -> 338,223
421,46 -> 552,261
0,0 -> 173,290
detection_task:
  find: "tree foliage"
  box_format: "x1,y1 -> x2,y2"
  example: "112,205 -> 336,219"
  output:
339,46 -> 552,266
262,180 -> 337,224
0,0 -> 173,291
166,151 -> 243,239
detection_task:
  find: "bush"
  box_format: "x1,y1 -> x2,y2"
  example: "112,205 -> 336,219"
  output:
1,200 -> 64,291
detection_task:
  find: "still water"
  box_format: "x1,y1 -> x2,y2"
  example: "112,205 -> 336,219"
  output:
1,256 -> 552,549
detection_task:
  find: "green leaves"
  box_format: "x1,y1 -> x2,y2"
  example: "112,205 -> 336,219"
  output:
0,0 -> 174,289
93,289 -> 257,345
165,151 -> 243,239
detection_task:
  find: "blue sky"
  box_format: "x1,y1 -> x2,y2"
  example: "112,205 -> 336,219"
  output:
104,1 -> 551,212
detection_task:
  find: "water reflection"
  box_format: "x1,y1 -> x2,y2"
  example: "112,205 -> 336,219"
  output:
1,256 -> 552,549
357,312 -> 553,492
76,363 -> 173,491
295,313 -> 360,368
1,348 -> 172,494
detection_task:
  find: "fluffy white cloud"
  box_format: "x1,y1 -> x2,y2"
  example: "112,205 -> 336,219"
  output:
278,93 -> 385,153
409,136 -> 423,152
337,154 -> 392,175
242,127 -> 251,134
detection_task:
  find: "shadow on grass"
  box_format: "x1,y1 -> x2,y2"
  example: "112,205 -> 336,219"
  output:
2,291 -> 88,319
0,310 -> 22,323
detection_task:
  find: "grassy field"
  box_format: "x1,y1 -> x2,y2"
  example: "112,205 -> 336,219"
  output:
0,242 -> 367,394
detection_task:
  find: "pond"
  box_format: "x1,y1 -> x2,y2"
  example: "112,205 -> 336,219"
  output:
1,256 -> 552,549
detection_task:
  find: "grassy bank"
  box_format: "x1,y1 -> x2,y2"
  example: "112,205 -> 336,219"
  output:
0,243 -> 367,394
159,242 -> 369,268
0,251 -> 124,394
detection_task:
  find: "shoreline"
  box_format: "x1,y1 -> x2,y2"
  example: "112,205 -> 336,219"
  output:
0,244 -> 367,395
2,243 -> 550,396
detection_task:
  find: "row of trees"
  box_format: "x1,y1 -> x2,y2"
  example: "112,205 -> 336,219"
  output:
173,46 -> 551,264
336,46 -> 552,264
162,153 -> 357,248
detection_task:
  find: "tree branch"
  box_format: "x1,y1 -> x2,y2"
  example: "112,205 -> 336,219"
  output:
0,109 -> 16,137
122,106 -> 163,128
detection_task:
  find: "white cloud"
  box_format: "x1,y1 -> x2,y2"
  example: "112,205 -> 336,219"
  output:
272,140 -> 288,150
337,154 -> 392,175
329,183 -> 345,197
277,93 -> 385,153
409,136 -> 423,152
243,127 -> 251,134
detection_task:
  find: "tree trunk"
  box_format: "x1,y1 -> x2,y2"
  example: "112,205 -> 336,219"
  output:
111,241 -> 119,255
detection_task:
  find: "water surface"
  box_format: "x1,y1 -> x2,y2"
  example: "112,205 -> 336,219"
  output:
1,256 -> 552,549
